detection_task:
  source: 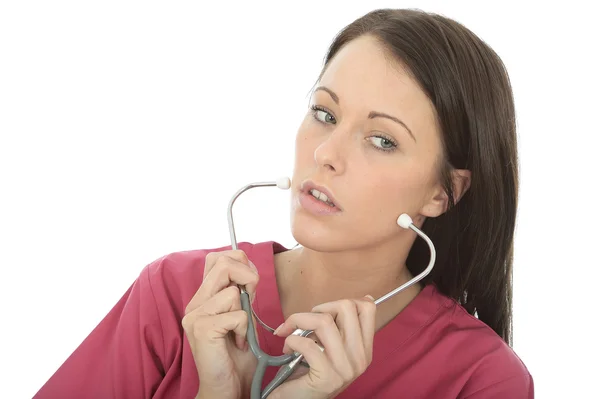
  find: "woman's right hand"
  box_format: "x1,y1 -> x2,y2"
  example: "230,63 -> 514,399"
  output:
182,250 -> 260,399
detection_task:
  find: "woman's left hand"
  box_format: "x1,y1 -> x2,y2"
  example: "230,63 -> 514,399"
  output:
270,295 -> 377,399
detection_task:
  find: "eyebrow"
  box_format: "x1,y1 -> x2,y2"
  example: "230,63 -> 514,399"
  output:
314,86 -> 416,142
368,111 -> 416,142
315,86 -> 339,104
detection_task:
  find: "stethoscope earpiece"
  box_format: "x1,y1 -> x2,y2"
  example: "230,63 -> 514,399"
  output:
275,176 -> 291,190
397,213 -> 413,229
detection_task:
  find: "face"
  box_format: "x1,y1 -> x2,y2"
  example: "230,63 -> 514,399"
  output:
290,35 -> 446,252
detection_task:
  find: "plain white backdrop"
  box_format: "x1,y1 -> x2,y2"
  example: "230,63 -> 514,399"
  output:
1,1 -> 599,398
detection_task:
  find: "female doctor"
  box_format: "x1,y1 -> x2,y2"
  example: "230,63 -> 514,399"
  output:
34,8 -> 533,399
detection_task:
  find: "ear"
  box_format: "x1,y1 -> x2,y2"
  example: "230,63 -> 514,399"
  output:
420,169 -> 472,218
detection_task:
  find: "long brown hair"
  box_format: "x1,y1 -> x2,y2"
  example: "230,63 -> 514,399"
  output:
320,9 -> 518,345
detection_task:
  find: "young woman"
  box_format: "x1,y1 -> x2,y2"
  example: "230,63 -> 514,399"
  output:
34,8 -> 533,399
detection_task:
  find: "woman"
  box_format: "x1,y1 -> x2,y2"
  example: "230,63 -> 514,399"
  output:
34,8 -> 533,399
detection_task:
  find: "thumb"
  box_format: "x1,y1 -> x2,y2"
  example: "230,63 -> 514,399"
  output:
247,260 -> 260,304
247,259 -> 259,274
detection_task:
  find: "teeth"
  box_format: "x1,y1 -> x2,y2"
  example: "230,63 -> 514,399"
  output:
311,189 -> 329,202
309,189 -> 335,206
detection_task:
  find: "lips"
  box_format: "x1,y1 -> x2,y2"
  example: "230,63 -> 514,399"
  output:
300,180 -> 342,210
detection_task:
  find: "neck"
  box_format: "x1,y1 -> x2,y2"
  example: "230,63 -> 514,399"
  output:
275,235 -> 423,331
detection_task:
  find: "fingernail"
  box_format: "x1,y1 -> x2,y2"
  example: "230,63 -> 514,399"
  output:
365,295 -> 374,301
273,323 -> 284,335
248,260 -> 259,274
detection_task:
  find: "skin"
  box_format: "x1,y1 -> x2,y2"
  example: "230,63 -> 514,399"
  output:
185,34 -> 471,399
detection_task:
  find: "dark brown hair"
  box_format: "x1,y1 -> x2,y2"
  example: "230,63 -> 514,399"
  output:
321,9 -> 518,345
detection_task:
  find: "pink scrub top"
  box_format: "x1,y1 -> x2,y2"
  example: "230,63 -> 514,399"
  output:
34,241 -> 533,398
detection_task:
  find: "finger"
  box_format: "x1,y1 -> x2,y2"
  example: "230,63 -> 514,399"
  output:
203,250 -> 250,278
311,299 -> 365,372
353,296 -> 376,363
187,258 -> 259,312
283,335 -> 344,393
205,253 -> 259,295
203,259 -> 259,302
197,285 -> 242,315
191,284 -> 262,351
187,309 -> 249,352
184,285 -> 249,350
197,285 -> 244,350
313,296 -> 376,342
226,259 -> 259,287
276,312 -> 353,380
315,296 -> 376,371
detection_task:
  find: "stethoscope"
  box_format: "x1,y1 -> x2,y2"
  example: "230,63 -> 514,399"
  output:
227,177 -> 436,399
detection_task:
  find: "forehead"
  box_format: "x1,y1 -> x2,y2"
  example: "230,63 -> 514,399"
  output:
318,35 -> 437,134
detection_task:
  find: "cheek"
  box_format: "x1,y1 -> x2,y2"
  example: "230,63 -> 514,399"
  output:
294,124 -> 318,164
359,167 -> 434,214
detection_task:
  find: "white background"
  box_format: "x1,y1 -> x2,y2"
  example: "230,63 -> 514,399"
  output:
1,1 -> 599,398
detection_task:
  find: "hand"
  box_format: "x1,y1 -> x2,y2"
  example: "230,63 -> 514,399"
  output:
270,296 -> 376,399
182,250 -> 259,399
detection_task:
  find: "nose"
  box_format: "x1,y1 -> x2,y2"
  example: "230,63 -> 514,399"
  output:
313,129 -> 347,174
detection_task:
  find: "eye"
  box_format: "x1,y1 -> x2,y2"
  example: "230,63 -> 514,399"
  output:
369,136 -> 397,152
311,105 -> 336,124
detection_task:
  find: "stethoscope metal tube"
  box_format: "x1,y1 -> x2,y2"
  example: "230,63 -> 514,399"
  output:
227,180 -> 289,333
227,178 -> 436,399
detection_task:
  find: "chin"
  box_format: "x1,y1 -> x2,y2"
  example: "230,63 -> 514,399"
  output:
291,228 -> 348,253
289,208 -> 341,251
289,208 -> 369,253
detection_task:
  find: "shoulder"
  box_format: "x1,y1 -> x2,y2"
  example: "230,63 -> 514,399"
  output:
438,297 -> 533,398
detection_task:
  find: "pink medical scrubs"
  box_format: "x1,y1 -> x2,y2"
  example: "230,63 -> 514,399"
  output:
34,241 -> 533,398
